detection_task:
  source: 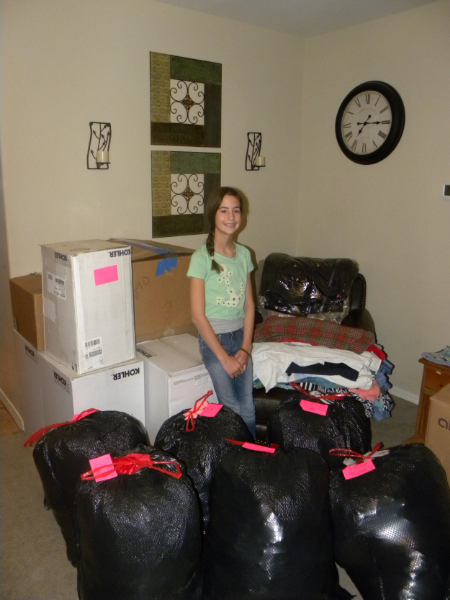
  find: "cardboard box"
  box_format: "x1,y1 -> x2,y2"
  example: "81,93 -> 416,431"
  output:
10,273 -> 45,350
160,333 -> 202,362
110,239 -> 195,343
38,351 -> 145,426
41,239 -> 135,374
13,330 -> 45,435
136,339 -> 217,444
425,383 -> 450,484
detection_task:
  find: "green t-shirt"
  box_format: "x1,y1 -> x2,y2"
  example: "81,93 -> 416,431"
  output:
187,243 -> 254,320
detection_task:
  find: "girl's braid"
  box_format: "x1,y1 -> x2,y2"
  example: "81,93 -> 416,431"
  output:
206,229 -> 222,273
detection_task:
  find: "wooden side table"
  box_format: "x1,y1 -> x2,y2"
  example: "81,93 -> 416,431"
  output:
411,358 -> 450,443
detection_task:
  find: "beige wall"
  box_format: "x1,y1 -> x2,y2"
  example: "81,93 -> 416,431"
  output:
299,0 -> 450,401
0,10 -> 22,418
0,0 -> 303,417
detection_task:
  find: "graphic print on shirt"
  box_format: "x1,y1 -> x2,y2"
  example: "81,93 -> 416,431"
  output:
216,265 -> 245,307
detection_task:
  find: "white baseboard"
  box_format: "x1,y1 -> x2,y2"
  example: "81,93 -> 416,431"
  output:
390,386 -> 419,405
0,386 -> 24,430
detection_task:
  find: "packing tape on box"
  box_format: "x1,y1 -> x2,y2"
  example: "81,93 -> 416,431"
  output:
116,239 -> 178,276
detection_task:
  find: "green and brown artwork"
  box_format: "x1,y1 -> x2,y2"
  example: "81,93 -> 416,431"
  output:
150,52 -> 222,148
152,151 -> 221,237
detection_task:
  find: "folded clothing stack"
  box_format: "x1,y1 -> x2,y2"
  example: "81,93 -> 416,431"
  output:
252,338 -> 394,421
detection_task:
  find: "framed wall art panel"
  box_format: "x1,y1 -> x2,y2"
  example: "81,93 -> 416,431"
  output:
150,52 -> 222,148
152,151 -> 221,238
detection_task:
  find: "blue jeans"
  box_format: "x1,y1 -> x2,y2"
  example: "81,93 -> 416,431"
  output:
199,328 -> 256,438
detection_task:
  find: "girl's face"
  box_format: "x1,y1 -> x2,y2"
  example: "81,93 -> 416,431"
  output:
214,194 -> 242,236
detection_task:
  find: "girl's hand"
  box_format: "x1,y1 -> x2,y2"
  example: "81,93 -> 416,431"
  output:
221,354 -> 244,378
235,349 -> 249,369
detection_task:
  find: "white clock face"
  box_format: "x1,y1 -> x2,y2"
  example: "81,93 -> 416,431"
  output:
340,90 -> 393,155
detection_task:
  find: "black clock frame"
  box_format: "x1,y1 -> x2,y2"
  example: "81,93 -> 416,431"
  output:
335,81 -> 405,165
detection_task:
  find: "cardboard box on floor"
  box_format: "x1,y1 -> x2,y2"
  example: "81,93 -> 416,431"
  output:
136,338 -> 217,444
13,330 -> 44,435
425,383 -> 450,484
41,239 -> 135,374
10,273 -> 45,350
38,351 -> 145,425
110,238 -> 197,343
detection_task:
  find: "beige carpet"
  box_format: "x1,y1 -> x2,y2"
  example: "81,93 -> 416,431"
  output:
0,397 -> 418,600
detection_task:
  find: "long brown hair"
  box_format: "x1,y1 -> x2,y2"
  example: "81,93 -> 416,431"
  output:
205,187 -> 243,272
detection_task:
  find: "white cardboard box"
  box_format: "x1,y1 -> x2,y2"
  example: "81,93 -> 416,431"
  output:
136,339 -> 217,444
41,239 -> 135,374
38,351 -> 145,426
160,333 -> 202,362
13,330 -> 45,435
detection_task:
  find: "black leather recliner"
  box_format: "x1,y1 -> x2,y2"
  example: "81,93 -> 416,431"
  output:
253,256 -> 375,441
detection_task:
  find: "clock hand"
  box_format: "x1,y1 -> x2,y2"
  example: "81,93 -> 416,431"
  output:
357,114 -> 371,135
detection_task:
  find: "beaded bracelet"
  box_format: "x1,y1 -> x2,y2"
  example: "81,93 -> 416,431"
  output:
239,347 -> 251,357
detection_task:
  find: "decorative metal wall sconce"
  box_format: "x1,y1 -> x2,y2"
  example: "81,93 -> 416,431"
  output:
87,122 -> 111,169
245,132 -> 266,171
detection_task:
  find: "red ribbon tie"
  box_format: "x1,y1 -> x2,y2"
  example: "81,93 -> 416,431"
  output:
24,408 -> 99,447
81,452 -> 182,481
329,442 -> 384,463
183,390 -> 214,431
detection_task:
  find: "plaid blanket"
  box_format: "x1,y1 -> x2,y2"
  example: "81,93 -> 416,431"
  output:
253,315 -> 375,354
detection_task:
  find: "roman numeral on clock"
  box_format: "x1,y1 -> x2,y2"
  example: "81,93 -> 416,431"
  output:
378,130 -> 387,139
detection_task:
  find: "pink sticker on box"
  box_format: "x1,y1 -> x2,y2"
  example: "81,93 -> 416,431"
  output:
242,443 -> 276,454
94,265 -> 118,286
300,399 -> 328,416
343,460 -> 376,480
201,404 -> 223,418
89,454 -> 118,482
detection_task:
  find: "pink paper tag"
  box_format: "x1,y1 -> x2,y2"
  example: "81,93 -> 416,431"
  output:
201,404 -> 223,418
343,460 -> 376,480
89,454 -> 117,482
300,399 -> 328,416
242,442 -> 276,454
94,265 -> 118,286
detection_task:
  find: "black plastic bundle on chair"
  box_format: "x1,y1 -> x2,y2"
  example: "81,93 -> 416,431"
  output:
76,445 -> 202,600
260,254 -> 359,317
329,444 -> 450,600
31,410 -> 149,565
202,442 -> 342,600
154,404 -> 253,534
267,391 -> 371,470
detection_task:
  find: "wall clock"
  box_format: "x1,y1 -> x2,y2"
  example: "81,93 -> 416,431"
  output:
335,81 -> 405,165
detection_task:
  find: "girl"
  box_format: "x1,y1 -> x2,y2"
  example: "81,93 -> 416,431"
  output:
187,187 -> 256,438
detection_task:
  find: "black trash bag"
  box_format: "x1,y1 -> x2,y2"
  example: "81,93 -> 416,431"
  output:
203,442 -> 342,600
329,443 -> 450,600
155,402 -> 253,534
75,445 -> 202,600
31,410 -> 149,565
260,253 -> 358,316
267,392 -> 371,471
